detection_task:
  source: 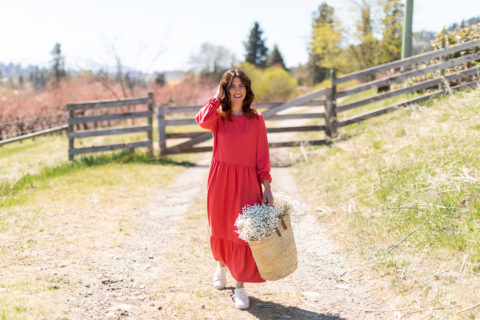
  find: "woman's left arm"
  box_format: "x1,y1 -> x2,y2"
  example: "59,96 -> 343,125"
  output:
256,114 -> 273,205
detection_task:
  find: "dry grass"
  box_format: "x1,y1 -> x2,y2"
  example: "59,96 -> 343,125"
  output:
292,88 -> 480,319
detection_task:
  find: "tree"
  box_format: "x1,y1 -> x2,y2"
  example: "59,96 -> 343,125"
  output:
50,42 -> 66,85
155,72 -> 166,86
379,0 -> 403,63
244,22 -> 269,68
311,20 -> 343,69
29,66 -> 46,91
18,74 -> 24,89
267,45 -> 286,69
190,42 -> 236,80
307,3 -> 339,84
348,0 -> 380,71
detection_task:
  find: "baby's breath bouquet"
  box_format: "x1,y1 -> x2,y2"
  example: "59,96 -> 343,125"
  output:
235,195 -> 299,280
235,198 -> 291,242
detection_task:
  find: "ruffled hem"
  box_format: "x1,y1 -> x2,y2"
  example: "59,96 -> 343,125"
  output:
210,237 -> 265,283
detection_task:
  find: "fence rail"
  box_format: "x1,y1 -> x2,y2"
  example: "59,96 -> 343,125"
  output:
0,125 -> 68,147
334,39 -> 480,84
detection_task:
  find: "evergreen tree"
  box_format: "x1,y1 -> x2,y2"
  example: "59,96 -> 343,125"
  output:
379,0 -> 403,63
29,66 -> 46,91
267,45 -> 286,69
307,2 -> 338,84
18,74 -> 24,88
244,22 -> 269,68
50,42 -> 66,85
155,72 -> 166,86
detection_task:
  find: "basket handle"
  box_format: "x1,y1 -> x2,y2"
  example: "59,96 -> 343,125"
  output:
279,215 -> 287,230
275,228 -> 282,237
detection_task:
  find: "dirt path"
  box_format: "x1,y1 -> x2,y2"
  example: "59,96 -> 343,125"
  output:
62,146 -> 388,319
61,105 -> 391,319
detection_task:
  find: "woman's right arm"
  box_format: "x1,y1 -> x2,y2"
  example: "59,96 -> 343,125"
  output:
195,97 -> 221,132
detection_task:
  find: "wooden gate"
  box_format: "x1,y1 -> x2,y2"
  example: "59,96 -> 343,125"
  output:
67,93 -> 154,160
156,88 -> 332,155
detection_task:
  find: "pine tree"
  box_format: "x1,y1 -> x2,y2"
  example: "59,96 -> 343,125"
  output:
267,45 -> 286,69
155,72 -> 166,86
244,22 -> 269,68
379,0 -> 403,63
18,74 -> 24,88
50,42 -> 66,85
29,66 -> 46,91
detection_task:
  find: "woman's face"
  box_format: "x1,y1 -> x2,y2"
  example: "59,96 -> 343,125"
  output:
228,77 -> 247,105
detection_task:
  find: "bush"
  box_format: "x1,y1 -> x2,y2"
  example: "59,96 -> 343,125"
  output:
255,67 -> 297,102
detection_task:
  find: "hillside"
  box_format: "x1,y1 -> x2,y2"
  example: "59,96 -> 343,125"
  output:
293,88 -> 480,319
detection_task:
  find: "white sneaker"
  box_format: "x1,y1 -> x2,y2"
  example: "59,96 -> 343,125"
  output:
213,265 -> 227,290
232,288 -> 250,309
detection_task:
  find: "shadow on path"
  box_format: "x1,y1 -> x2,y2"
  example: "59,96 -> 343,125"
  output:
246,297 -> 346,320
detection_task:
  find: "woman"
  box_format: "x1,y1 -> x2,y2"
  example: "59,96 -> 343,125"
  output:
195,69 -> 273,309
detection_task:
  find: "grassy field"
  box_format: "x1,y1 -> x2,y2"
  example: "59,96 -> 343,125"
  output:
292,88 -> 480,319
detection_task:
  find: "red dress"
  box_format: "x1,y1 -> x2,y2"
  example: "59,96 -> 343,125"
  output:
195,98 -> 272,283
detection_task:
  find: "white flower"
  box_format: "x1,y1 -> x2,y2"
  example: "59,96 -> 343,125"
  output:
234,197 -> 294,242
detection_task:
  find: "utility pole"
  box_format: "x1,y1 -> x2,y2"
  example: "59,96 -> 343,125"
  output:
401,0 -> 413,59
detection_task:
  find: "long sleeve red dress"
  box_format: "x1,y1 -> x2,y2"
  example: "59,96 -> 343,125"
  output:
195,97 -> 272,283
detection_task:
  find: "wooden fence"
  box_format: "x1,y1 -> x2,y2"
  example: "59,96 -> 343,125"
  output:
67,93 -> 154,161
2,40 -> 479,157
156,39 -> 479,155
0,125 -> 68,147
330,39 -> 480,134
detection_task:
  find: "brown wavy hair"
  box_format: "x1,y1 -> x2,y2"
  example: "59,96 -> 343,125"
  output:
217,69 -> 258,121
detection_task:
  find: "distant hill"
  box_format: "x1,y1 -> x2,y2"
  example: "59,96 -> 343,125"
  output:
0,62 -> 44,79
0,61 -> 186,84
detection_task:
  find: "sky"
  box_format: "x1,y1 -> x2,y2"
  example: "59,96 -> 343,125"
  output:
1,0 -> 479,73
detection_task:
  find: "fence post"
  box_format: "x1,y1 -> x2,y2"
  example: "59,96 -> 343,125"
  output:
157,106 -> 167,156
440,39 -> 446,76
68,108 -> 74,161
147,92 -> 154,155
324,68 -> 338,139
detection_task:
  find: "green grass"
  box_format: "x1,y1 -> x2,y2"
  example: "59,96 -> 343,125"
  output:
292,88 -> 480,317
0,149 -> 195,210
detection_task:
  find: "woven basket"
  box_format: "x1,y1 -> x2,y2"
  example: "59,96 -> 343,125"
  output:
248,214 -> 297,281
